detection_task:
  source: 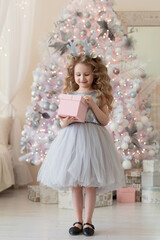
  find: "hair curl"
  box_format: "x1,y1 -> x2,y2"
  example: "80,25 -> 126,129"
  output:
63,54 -> 113,112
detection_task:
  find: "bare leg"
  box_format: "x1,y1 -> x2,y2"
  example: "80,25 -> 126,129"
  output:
72,185 -> 83,229
84,187 -> 96,228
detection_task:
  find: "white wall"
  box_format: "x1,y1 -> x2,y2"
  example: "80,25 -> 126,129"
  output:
12,0 -> 160,183
129,26 -> 160,78
114,0 -> 160,11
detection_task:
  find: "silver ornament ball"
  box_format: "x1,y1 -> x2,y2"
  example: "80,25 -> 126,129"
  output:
81,30 -> 87,36
43,102 -> 50,110
85,21 -> 91,28
126,114 -> 132,121
57,80 -> 63,86
130,92 -> 137,98
31,91 -> 36,97
128,143 -> 134,149
84,12 -> 90,18
32,122 -> 40,129
72,19 -> 77,25
49,103 -> 58,111
90,39 -> 96,46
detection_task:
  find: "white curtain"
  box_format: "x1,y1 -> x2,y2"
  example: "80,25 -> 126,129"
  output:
0,0 -> 10,35
0,0 -> 36,185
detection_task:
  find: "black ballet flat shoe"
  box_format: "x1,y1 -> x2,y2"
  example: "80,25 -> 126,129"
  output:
69,222 -> 83,235
82,223 -> 95,236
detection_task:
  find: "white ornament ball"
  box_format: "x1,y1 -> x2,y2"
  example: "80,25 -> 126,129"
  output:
121,142 -> 128,150
120,79 -> 125,86
147,127 -> 153,133
116,114 -> 123,123
123,135 -> 131,143
133,83 -> 140,90
136,122 -> 143,130
126,103 -> 132,109
39,75 -> 46,82
149,150 -> 155,156
54,34 -> 59,39
123,119 -> 129,128
110,122 -> 118,131
122,160 -> 132,169
106,55 -> 112,61
21,130 -> 27,136
74,28 -> 79,34
31,91 -> 36,97
118,125 -> 124,132
115,47 -> 121,54
32,159 -> 41,166
118,112 -> 123,119
141,116 -> 149,124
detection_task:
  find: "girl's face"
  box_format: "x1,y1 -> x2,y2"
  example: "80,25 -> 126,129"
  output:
74,63 -> 94,90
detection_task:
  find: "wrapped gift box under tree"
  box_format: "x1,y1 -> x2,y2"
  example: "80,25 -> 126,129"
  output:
58,190 -> 113,209
28,185 -> 40,202
142,159 -> 160,203
142,187 -> 160,204
124,168 -> 142,202
40,184 -> 58,204
117,187 -> 136,203
143,160 -> 160,173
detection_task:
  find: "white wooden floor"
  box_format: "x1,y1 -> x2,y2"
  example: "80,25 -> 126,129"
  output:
0,187 -> 160,240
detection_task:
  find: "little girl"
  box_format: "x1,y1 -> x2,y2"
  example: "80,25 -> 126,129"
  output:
37,52 -> 125,237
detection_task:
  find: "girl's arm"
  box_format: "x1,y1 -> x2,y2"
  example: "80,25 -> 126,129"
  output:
83,95 -> 109,126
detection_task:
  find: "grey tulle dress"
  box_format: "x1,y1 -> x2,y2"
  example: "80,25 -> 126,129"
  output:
37,90 -> 125,194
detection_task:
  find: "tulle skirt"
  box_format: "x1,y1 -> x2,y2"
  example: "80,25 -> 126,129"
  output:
37,123 -> 125,194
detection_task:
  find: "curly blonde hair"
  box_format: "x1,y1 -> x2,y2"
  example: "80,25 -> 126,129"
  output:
63,54 -> 113,112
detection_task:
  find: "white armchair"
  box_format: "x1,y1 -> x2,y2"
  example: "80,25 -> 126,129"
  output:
0,116 -> 33,192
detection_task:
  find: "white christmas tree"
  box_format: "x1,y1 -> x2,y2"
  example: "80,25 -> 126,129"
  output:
19,0 -> 159,167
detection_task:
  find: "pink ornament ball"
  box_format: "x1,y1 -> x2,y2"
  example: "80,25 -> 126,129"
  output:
113,68 -> 120,75
46,92 -> 52,98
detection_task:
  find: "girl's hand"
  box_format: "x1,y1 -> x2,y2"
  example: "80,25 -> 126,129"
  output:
83,95 -> 95,108
58,115 -> 76,128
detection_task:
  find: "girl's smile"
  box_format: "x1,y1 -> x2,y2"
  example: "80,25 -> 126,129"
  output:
74,63 -> 94,91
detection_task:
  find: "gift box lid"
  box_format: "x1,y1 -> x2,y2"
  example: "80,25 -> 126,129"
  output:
28,185 -> 40,190
59,94 -> 88,106
142,187 -> 160,192
141,172 -> 160,177
117,187 -> 136,193
125,168 -> 142,177
143,159 -> 160,162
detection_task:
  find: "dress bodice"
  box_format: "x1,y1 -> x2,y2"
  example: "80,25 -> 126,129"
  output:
68,90 -> 101,125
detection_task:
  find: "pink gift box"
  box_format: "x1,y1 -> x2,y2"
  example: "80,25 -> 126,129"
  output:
58,94 -> 89,122
117,187 -> 136,203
